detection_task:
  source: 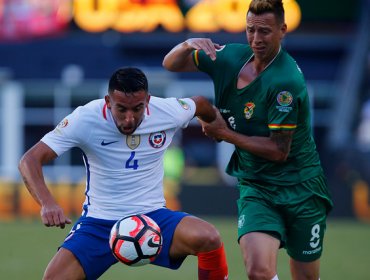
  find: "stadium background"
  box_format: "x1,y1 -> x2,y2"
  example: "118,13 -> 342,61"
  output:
0,0 -> 369,220
0,0 -> 369,279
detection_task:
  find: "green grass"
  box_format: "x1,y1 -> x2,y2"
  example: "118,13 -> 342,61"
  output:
1,218 -> 369,279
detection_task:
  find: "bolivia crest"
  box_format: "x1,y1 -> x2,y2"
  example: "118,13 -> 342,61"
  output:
244,102 -> 255,119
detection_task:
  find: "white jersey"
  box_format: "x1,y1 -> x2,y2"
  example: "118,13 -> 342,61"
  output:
41,96 -> 196,220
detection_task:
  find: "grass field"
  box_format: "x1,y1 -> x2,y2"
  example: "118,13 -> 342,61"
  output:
1,217 -> 369,279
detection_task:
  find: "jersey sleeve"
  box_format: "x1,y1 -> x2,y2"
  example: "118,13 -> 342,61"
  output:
192,46 -> 227,77
192,44 -> 252,108
41,106 -> 90,155
193,49 -> 214,75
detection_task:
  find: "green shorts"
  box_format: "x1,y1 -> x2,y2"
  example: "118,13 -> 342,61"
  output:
237,174 -> 333,262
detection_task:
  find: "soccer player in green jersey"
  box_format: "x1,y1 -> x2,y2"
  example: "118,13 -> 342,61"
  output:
163,0 -> 333,279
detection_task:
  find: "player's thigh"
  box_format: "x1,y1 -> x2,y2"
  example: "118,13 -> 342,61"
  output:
44,248 -> 85,280
239,232 -> 280,272
61,216 -> 117,279
238,199 -> 281,269
171,216 -> 221,257
237,196 -> 286,244
286,195 -> 328,263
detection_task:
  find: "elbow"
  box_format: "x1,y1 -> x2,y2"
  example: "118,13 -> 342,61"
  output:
162,60 -> 182,72
162,57 -> 176,72
162,59 -> 170,71
18,154 -> 28,175
18,151 -> 35,176
162,54 -> 196,72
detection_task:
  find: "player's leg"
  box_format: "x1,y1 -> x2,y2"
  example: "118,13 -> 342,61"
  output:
289,259 -> 320,280
146,208 -> 228,279
237,185 -> 286,280
171,215 -> 229,280
170,216 -> 221,255
239,232 -> 280,280
285,195 -> 329,280
46,216 -> 118,280
43,248 -> 85,280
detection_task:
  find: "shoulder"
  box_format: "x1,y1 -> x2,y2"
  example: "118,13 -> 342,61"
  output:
149,96 -> 195,114
132,96 -> 195,133
278,50 -> 305,79
55,99 -> 105,134
196,43 -> 251,62
81,99 -> 105,115
71,99 -> 106,121
216,43 -> 252,57
146,96 -> 195,128
271,50 -> 306,90
196,43 -> 252,75
223,43 -> 251,51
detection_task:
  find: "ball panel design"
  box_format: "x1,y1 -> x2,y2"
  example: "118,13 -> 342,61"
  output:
109,214 -> 163,266
118,215 -> 145,237
138,228 -> 162,257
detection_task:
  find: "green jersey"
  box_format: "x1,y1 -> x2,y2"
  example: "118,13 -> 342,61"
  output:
193,43 -> 323,186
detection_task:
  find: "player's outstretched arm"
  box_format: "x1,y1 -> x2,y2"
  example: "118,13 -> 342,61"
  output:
18,141 -> 72,228
162,38 -> 221,72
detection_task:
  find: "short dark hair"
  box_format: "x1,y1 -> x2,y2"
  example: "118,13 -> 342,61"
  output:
108,67 -> 148,94
248,0 -> 285,24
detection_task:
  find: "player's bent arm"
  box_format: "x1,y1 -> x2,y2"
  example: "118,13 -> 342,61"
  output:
18,142 -> 71,228
200,112 -> 293,162
220,129 -> 293,162
18,141 -> 58,205
163,41 -> 198,72
163,38 -> 221,72
191,96 -> 217,123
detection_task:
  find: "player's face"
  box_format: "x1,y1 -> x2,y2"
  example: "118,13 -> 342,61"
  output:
105,89 -> 149,135
246,12 -> 286,62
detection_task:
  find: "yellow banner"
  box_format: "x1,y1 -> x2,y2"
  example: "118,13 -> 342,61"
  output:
73,0 -> 301,33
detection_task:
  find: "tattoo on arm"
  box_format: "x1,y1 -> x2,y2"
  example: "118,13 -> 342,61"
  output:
270,131 -> 293,154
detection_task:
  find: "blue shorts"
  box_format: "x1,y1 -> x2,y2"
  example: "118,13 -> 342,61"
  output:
61,208 -> 190,280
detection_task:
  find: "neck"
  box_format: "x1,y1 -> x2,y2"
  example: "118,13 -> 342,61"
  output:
253,46 -> 281,74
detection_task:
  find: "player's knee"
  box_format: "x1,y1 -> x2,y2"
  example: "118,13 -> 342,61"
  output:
247,263 -> 276,280
43,267 -> 65,280
292,269 -> 319,280
43,269 -> 54,280
194,224 -> 222,252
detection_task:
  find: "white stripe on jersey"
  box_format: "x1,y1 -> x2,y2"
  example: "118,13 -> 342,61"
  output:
41,96 -> 196,220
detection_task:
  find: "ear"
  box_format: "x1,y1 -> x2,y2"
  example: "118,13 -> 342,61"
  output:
280,23 -> 287,39
104,95 -> 111,109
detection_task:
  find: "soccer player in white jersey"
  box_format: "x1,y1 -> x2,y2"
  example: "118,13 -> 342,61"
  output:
18,67 -> 229,280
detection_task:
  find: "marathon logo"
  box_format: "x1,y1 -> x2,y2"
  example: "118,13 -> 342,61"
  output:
302,246 -> 322,255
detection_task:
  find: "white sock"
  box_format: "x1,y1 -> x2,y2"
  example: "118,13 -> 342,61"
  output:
271,275 -> 279,280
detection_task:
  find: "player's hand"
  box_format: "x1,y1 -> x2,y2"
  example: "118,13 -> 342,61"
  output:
40,201 -> 72,229
185,38 -> 222,61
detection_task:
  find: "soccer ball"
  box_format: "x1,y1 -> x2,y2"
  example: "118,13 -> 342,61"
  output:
109,214 -> 163,266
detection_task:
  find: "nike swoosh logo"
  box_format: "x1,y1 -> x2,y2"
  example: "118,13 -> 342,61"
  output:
101,140 -> 118,146
147,237 -> 161,248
